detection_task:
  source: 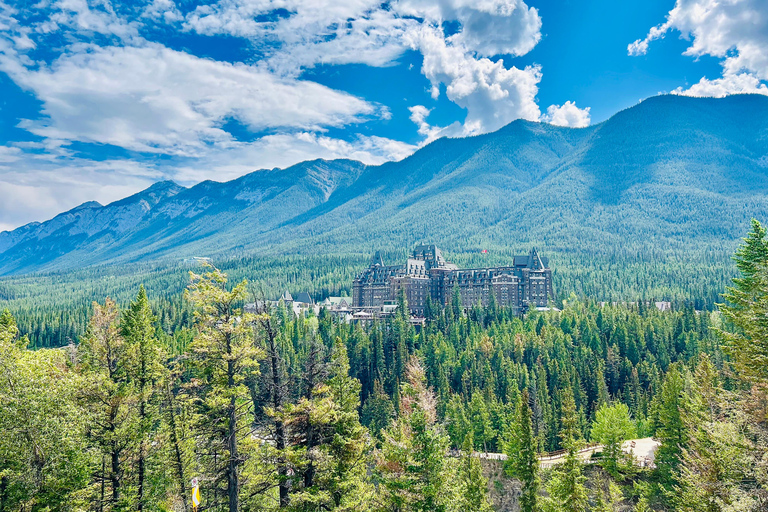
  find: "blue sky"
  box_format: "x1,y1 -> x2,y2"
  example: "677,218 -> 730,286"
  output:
0,0 -> 767,231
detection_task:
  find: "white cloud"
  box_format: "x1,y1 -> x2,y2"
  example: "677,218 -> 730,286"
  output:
142,0 -> 183,23
0,131 -> 416,229
46,0 -> 141,40
182,0 -> 550,134
629,0 -> 768,96
408,105 -> 437,138
0,43 -> 385,155
406,24 -> 542,135
0,0 -> 596,231
541,101 -> 591,128
0,145 -> 22,163
673,72 -> 768,97
172,131 -> 416,183
397,0 -> 541,57
0,155 -> 161,230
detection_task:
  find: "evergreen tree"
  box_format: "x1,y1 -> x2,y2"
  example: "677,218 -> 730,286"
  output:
590,402 -> 636,478
77,298 -> 137,510
361,379 -> 395,441
504,389 -> 539,512
720,219 -> 768,382
652,364 -> 690,494
121,286 -> 163,511
543,389 -> 588,512
458,434 -> 492,512
186,267 -> 264,512
375,358 -> 454,512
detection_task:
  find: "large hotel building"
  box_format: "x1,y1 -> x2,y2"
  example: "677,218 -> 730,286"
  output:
352,244 -> 554,316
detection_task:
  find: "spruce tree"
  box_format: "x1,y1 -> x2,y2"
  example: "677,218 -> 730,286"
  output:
77,298 -> 137,510
544,389 -> 588,512
720,219 -> 768,382
652,364 -> 690,494
375,358 -> 453,512
459,434 -> 493,512
121,286 -> 163,511
504,389 -> 539,512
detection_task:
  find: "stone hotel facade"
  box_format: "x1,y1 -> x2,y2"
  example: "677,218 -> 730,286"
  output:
352,244 -> 554,316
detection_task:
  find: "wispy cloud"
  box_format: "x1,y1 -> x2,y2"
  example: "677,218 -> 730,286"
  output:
0,0 -> 593,230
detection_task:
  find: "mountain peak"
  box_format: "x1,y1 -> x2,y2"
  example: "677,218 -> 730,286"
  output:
1,95 -> 768,275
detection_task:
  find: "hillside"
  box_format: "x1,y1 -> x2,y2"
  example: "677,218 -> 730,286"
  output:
1,94 -> 768,278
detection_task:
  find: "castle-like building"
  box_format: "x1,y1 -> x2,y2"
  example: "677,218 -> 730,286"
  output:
352,244 -> 554,316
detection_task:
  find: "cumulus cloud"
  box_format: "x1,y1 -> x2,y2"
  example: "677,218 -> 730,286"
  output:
183,0 -> 551,134
397,0 -> 541,57
541,101 -> 591,128
673,72 -> 768,98
405,24 -> 542,135
629,0 -> 768,96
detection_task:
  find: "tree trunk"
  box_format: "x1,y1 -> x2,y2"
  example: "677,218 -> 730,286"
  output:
109,403 -> 121,506
137,357 -> 148,512
166,384 -> 189,512
227,334 -> 239,512
111,442 -> 120,505
138,401 -> 146,512
265,319 -> 290,508
0,475 -> 8,512
99,457 -> 105,512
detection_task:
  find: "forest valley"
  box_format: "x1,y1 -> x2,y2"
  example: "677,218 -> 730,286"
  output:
3,221 -> 768,512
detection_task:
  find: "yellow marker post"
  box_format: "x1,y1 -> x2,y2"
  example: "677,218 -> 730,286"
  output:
191,478 -> 200,511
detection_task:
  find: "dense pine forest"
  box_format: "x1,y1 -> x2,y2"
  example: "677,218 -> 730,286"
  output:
1,221 -> 768,511
0,242 -> 736,350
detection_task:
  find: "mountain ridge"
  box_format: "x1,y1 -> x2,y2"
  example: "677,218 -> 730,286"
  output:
2,94 -> 768,276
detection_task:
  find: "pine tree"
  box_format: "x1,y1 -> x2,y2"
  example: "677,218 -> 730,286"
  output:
459,434 -> 492,512
544,389 -> 588,512
186,267 -> 264,512
590,402 -> 636,478
719,219 -> 768,382
375,358 -> 454,512
504,389 -> 539,512
652,364 -> 690,493
77,298 -> 137,510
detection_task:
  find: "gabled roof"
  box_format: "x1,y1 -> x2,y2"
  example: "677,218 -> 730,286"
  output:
281,291 -> 293,302
323,297 -> 351,306
294,292 -> 314,305
371,251 -> 384,267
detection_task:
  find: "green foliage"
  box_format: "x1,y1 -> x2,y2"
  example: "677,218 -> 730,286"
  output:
458,434 -> 493,512
185,266 -> 264,512
590,402 -> 637,478
651,364 -> 691,493
375,359 -> 455,512
543,389 -> 588,512
720,218 -> 768,382
0,311 -> 91,511
505,389 -> 539,512
6,217 -> 768,510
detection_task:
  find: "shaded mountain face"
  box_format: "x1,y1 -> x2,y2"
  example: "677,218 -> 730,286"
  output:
2,94 -> 768,276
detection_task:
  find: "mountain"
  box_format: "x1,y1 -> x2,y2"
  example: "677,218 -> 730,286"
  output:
2,94 -> 768,276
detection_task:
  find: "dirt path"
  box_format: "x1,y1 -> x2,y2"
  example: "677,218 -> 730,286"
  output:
469,437 -> 660,469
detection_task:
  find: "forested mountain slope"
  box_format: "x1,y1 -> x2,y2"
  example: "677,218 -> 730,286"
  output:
1,94 -> 768,276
